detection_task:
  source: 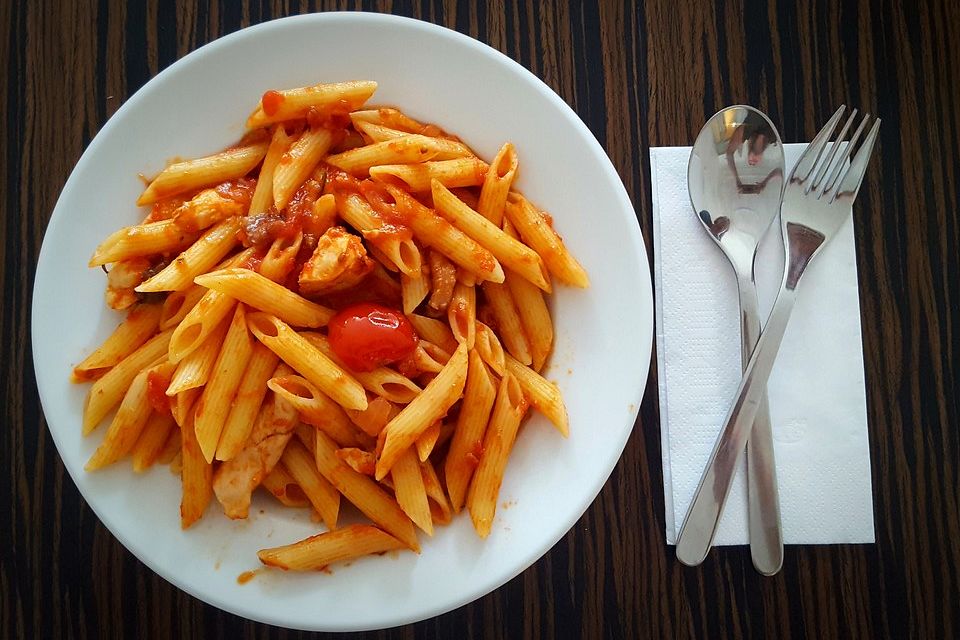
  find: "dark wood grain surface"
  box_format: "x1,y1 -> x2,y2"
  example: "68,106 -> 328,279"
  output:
4,0 -> 958,637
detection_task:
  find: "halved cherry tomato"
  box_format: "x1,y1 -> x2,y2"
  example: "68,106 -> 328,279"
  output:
327,303 -> 418,372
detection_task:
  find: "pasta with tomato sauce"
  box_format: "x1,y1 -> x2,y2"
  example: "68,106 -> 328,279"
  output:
73,79 -> 587,573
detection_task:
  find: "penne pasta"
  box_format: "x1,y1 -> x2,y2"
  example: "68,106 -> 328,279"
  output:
374,185 -> 504,284
392,447 -> 433,536
466,373 -> 527,538
136,217 -> 243,292
502,216 -> 553,371
273,127 -> 336,210
504,353 -> 569,437
82,329 -> 173,434
170,388 -> 201,428
407,313 -> 458,354
89,219 -> 199,266
354,121 -> 474,158
432,180 -> 551,291
165,247 -> 256,362
157,425 -> 182,466
194,268 -> 334,328
137,140 -> 268,206
72,303 -> 163,382
415,421 -> 442,462
258,524 -> 406,572
345,396 -> 397,437
505,194 -> 589,288
169,451 -> 183,475
310,193 -> 338,235
312,429 -> 419,551
352,119 -> 408,142
411,343 -> 448,374
246,81 -> 378,129
447,282 -> 476,350
300,332 -> 421,404
215,342 -> 280,461
349,107 -> 435,134
369,157 -> 488,192
165,315 -> 231,396
249,125 -> 293,215
505,267 -> 553,372
258,231 -> 303,283
327,136 -> 440,175
481,280 -> 533,365
445,350 -> 498,512
267,374 -> 365,448
282,438 -> 340,530
246,313 -> 367,411
181,409 -> 214,529
194,304 -> 254,463
335,191 -> 421,276
86,364 -> 163,470
261,463 -> 311,509
167,290 -> 236,363
401,268 -> 431,315
420,459 -> 452,526
159,285 -> 206,331
375,343 -> 469,480
335,447 -> 376,476
131,411 -> 178,472
456,267 -> 477,288
473,321 -> 507,376
476,142 -> 518,226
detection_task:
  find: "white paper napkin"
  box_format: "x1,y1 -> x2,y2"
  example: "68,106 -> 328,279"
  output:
652,144 -> 875,545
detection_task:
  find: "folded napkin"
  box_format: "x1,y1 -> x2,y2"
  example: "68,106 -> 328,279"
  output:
652,144 -> 875,545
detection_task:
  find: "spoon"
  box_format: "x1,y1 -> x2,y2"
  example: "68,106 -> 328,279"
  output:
679,105 -> 784,574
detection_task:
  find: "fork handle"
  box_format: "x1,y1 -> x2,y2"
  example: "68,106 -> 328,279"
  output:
737,277 -> 784,576
676,284 -> 797,567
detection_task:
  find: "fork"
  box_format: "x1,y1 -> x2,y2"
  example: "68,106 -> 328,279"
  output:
675,106 -> 881,564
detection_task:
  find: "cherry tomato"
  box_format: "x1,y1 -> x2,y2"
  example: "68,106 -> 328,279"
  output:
327,303 -> 418,372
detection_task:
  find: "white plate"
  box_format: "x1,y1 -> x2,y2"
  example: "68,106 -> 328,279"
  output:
32,13 -> 652,632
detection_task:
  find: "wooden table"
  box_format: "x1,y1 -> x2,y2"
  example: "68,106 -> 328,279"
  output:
4,1 -> 958,637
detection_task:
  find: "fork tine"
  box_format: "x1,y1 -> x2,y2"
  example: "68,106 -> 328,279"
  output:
823,113 -> 870,196
790,106 -> 846,183
810,109 -> 858,195
829,117 -> 881,203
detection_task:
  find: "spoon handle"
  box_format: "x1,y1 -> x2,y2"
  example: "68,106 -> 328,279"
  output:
676,284 -> 797,566
737,277 -> 784,576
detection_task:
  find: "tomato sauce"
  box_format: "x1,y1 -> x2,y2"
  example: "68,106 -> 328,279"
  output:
215,177 -> 256,206
261,90 -> 285,117
146,196 -> 187,223
147,370 -> 172,415
286,178 -> 324,226
358,180 -> 409,227
305,99 -> 353,131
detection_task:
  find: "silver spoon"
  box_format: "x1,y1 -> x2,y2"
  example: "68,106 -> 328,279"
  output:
679,105 -> 784,574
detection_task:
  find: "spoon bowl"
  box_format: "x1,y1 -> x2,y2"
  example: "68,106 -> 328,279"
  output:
688,106 -> 784,273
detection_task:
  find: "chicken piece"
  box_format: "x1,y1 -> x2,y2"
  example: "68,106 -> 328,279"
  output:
212,394 -> 299,520
298,226 -> 375,297
172,186 -> 247,232
104,257 -> 151,310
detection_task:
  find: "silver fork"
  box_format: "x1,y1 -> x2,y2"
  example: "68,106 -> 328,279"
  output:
675,106 -> 881,563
